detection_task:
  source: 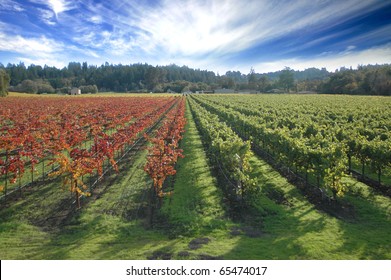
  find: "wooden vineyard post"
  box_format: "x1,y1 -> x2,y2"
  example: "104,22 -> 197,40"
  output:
75,180 -> 81,209
41,142 -> 45,182
42,158 -> 45,181
31,163 -> 34,184
4,150 -> 8,201
31,142 -> 34,184
378,167 -> 381,186
147,186 -> 155,229
362,162 -> 365,179
19,165 -> 22,196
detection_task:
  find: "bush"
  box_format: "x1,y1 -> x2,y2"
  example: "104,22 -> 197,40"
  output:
80,85 -> 98,94
14,79 -> 55,94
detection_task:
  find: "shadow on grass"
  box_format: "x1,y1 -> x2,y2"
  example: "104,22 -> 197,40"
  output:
221,155 -> 391,259
0,138 -> 162,259
329,179 -> 391,259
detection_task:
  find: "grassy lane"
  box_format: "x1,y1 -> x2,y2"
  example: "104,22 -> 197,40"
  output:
161,100 -> 229,235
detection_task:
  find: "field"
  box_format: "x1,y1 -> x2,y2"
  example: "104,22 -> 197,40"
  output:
0,93 -> 390,260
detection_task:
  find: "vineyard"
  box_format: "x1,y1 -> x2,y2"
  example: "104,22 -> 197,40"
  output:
0,96 -> 181,205
0,93 -> 390,260
189,94 -> 391,199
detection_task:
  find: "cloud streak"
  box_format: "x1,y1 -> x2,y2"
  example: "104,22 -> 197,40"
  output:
0,0 -> 24,12
252,44 -> 391,73
125,0 -> 386,55
0,0 -> 390,73
0,32 -> 63,54
30,0 -> 73,17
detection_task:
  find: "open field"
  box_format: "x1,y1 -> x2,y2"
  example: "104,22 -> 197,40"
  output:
0,94 -> 390,259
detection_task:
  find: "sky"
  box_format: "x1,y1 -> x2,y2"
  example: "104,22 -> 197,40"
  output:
0,0 -> 391,74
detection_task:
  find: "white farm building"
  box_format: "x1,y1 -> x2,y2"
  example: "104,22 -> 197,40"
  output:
70,88 -> 81,95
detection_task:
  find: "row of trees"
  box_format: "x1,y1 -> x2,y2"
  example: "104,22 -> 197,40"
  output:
1,62 -> 218,93
248,65 -> 391,95
318,65 -> 391,95
1,62 -> 390,95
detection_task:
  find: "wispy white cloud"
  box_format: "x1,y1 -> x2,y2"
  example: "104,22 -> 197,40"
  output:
40,0 -> 73,17
48,0 -> 72,16
72,30 -> 136,56
0,31 -> 99,68
339,24 -> 391,47
0,31 -> 66,67
90,15 -> 103,24
37,8 -> 56,26
62,0 -> 389,73
119,0 -> 385,57
1,0 -> 390,73
30,0 -> 73,22
0,32 -> 63,54
0,0 -> 24,12
250,44 -> 391,73
15,56 -> 66,68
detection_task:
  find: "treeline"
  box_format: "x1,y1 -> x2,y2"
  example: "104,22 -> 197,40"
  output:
318,65 -> 391,95
0,62 -> 390,95
1,62 -> 218,93
245,65 -> 391,95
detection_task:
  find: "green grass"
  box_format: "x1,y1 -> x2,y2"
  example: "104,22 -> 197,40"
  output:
220,155 -> 391,259
0,147 -> 175,259
0,174 -> 76,259
161,100 -> 230,235
0,98 -> 390,259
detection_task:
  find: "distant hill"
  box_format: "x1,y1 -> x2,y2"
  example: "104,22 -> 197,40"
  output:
260,67 -> 330,81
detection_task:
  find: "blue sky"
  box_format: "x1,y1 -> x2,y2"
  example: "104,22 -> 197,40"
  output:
0,0 -> 391,74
